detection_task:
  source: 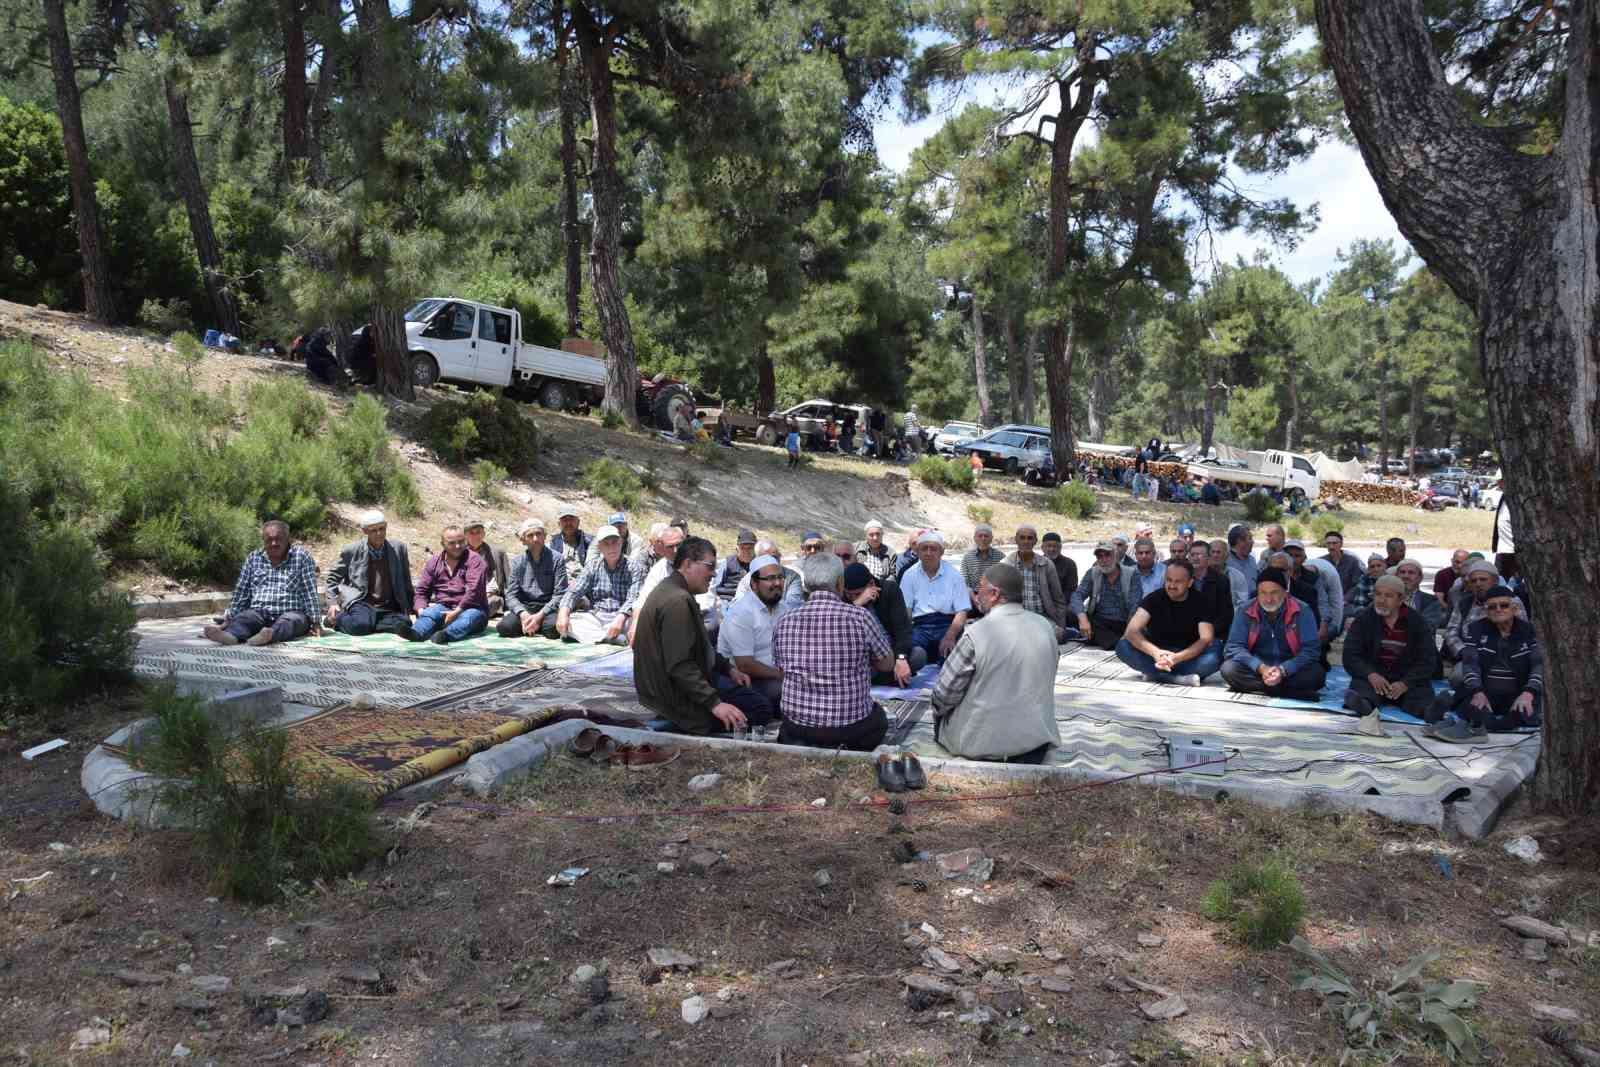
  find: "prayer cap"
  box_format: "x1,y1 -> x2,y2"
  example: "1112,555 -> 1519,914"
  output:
864,519 -> 884,532
915,530 -> 945,547
517,517 -> 545,536
973,522 -> 993,535
358,508 -> 386,528
1465,559 -> 1499,577
749,554 -> 781,574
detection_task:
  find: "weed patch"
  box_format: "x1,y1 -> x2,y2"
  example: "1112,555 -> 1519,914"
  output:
472,460 -> 509,502
1310,513 -> 1346,541
416,390 -> 540,471
966,504 -> 994,525
1202,855 -> 1304,948
1047,480 -> 1098,519
1291,938 -> 1482,1061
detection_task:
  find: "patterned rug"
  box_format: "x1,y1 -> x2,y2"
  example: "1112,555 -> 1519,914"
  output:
572,648 -> 942,702
301,629 -> 618,670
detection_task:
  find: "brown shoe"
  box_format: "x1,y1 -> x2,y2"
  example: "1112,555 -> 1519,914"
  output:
571,726 -> 604,756
620,743 -> 680,770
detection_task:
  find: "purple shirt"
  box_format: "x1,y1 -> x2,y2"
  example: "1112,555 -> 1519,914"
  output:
414,550 -> 489,614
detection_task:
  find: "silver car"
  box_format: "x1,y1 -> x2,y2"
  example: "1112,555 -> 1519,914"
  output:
933,421 -> 983,454
953,424 -> 1052,474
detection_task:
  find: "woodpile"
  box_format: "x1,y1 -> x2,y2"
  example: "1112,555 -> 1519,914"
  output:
1320,479 -> 1420,507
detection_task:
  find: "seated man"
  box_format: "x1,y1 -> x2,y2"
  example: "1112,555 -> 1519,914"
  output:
550,507 -> 592,581
1347,552 -> 1386,624
1322,531 -> 1363,615
840,561 -> 925,686
1190,541 -> 1233,641
896,530 -> 972,664
1384,536 -> 1406,571
633,526 -> 686,612
1443,559 -> 1528,665
1003,524 -> 1067,640
630,521 -> 669,575
732,537 -> 803,609
1200,478 -> 1222,506
205,519 -> 321,646
930,563 -> 1062,763
1435,585 -> 1543,731
634,536 -> 773,735
1224,525 -> 1258,608
1341,575 -> 1437,718
856,519 -> 897,581
716,553 -> 790,707
711,529 -> 758,602
1167,537 -> 1189,563
772,553 -> 896,750
1070,542 -> 1139,650
1040,532 -> 1079,601
411,525 -> 489,643
1114,559 -> 1219,685
1221,568 -> 1325,699
496,518 -> 567,638
1434,548 -> 1470,609
609,512 -> 633,560
959,523 -> 1004,603
463,519 -> 511,616
1393,557 -> 1443,630
556,524 -> 640,644
324,509 -> 415,638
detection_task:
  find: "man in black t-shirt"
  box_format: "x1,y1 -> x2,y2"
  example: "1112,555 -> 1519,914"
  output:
1113,559 -> 1219,685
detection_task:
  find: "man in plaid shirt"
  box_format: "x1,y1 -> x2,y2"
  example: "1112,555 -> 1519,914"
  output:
204,520 -> 321,646
557,525 -> 641,644
773,553 -> 896,750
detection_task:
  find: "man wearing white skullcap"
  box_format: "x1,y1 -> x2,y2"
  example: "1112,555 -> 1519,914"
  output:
898,530 -> 972,664
716,553 -> 790,707
496,517 -> 568,638
855,519 -> 895,581
324,508 -> 416,638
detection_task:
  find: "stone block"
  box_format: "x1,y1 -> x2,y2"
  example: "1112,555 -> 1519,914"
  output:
459,735 -> 551,795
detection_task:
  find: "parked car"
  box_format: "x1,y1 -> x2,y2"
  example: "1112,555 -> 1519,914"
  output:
1434,466 -> 1470,481
1430,480 -> 1463,506
953,424 -> 1052,474
749,399 -> 875,449
932,421 -> 984,454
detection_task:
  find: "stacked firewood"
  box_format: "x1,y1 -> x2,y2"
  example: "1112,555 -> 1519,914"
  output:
1320,479 -> 1420,507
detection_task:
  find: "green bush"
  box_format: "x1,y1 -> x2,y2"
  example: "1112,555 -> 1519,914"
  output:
1242,489 -> 1283,524
136,683 -> 378,904
1310,513 -> 1346,541
677,466 -> 701,492
329,394 -> 422,517
580,458 -> 643,509
909,455 -> 975,491
687,440 -> 732,470
1285,522 -> 1304,539
471,459 -> 508,502
967,504 -> 994,525
416,390 -> 540,471
1048,480 -> 1098,519
638,459 -> 663,492
0,480 -> 136,712
171,331 -> 205,375
600,408 -> 625,431
139,297 -> 192,335
1202,856 -> 1305,948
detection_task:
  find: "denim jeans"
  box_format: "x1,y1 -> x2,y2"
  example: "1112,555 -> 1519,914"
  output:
1114,638 -> 1222,684
224,609 -> 310,643
410,604 -> 487,642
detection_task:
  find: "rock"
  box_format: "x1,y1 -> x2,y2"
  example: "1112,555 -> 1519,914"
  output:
656,862 -> 676,874
70,1020 -> 111,1050
686,850 -> 723,876
1503,835 -> 1544,863
171,1042 -> 191,1058
250,1004 -> 278,1028
1501,915 -> 1570,945
301,990 -> 330,1024
1052,964 -> 1076,979
1137,934 -> 1166,948
810,797 -> 827,808
715,986 -> 735,1003
587,977 -> 610,1004
813,869 -> 832,888
921,947 -> 963,974
687,774 -> 723,792
338,965 -> 383,986
660,843 -> 683,858
190,975 -> 231,995
647,947 -> 699,971
763,959 -> 799,978
1041,948 -> 1065,963
919,922 -> 942,942
570,964 -> 599,987
935,848 -> 994,882
1534,1004 -> 1582,1024
176,963 -> 193,975
681,995 -> 709,1025
173,995 -> 214,1013
1040,976 -> 1074,994
113,969 -> 169,987
978,984 -> 1024,1016
266,936 -> 288,950
957,1007 -> 994,1026
1141,995 -> 1188,1021
1522,939 -> 1550,962
579,1004 -> 611,1027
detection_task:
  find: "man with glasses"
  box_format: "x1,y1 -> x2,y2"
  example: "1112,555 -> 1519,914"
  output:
324,509 -> 415,639
1432,585 -> 1544,735
411,525 -> 490,644
557,525 -> 640,644
1341,574 -> 1436,718
1004,524 -> 1067,640
718,554 -> 791,707
798,530 -> 829,557
1070,541 -> 1139,650
1442,559 -> 1527,667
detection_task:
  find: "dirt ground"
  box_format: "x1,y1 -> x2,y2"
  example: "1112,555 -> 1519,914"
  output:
4,693 -> 1598,1066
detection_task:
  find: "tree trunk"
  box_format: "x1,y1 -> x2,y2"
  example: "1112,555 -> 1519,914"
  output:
1201,375 -> 1217,455
1042,69 -> 1098,470
43,0 -> 115,323
281,0 -> 309,170
1021,325 -> 1038,425
304,0 -> 339,187
970,293 -> 993,426
164,77 -> 240,336
1085,366 -> 1104,442
1407,376 -> 1421,476
1002,311 -> 1022,424
1318,0 -> 1600,813
370,302 -> 410,396
573,3 -> 639,426
1376,356 -> 1390,473
556,0 -> 583,337
1284,366 -> 1300,451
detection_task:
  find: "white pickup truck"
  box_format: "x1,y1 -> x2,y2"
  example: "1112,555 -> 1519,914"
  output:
1187,449 -> 1321,503
403,297 -> 606,411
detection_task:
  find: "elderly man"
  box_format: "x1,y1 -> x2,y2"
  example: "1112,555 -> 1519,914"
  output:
1348,552 -> 1386,623
1208,539 -> 1230,580
1071,541 -> 1140,650
717,553 -> 791,707
463,519 -> 511,616
557,525 -> 640,644
894,529 -> 924,581
931,563 -> 1062,763
1285,540 -> 1343,646
1221,568 -> 1325,699
1393,558 -> 1443,630
798,530 -> 828,558
325,509 -> 415,638
711,528 -> 757,602
551,507 -> 591,579
856,519 -> 897,581
1257,523 -> 1287,569
496,518 -> 567,638
1131,537 -> 1167,597
1225,525 -> 1257,608
632,526 -> 685,612
1041,532 -> 1079,599
898,530 -> 973,664
1434,584 -> 1544,734
1444,559 -> 1528,661
773,553 -> 896,750
409,526 -> 489,643
1167,537 -> 1189,563
1384,536 -> 1406,571
733,537 -> 804,608
631,521 -> 669,574
206,520 -> 321,646
1004,524 -> 1067,639
1115,559 -> 1218,685
1321,531 -> 1362,613
1111,533 -> 1133,569
1434,548 -> 1471,608
1189,541 -> 1233,642
840,562 -> 923,687
634,536 -> 773,735
1341,574 -> 1437,718
960,524 -> 1005,596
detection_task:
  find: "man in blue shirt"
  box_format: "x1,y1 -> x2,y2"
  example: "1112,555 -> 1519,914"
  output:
897,530 -> 973,664
1220,568 -> 1325,700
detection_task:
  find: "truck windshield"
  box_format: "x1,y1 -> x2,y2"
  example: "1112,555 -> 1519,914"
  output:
404,299 -> 446,322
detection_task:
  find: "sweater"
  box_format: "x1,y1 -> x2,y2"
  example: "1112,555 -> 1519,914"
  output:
1343,605 -> 1436,687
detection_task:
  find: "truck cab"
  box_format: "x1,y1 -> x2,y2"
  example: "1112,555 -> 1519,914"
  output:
1261,450 -> 1321,500
405,298 -> 521,389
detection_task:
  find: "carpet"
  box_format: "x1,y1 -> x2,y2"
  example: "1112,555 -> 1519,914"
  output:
872,663 -> 940,702
574,649 -> 942,703
302,630 -> 619,670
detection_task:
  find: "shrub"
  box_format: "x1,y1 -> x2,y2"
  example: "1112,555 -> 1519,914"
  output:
967,504 -> 994,525
139,297 -> 191,335
416,390 -> 540,471
687,440 -> 732,470
136,683 -> 379,904
328,394 -> 422,517
1048,480 -> 1098,520
677,466 -> 701,492
1310,513 -> 1346,541
580,458 -> 642,509
600,408 -> 624,430
472,459 -> 508,502
1291,938 -> 1481,1061
910,455 -> 975,491
171,331 -> 205,375
638,459 -> 663,493
1202,856 -> 1305,948
1242,489 -> 1283,524
1285,522 -> 1304,539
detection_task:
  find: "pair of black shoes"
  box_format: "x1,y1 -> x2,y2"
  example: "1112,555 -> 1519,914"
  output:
875,751 -> 927,793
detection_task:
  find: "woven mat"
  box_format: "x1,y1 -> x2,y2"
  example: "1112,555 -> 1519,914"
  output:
301,629 -> 618,670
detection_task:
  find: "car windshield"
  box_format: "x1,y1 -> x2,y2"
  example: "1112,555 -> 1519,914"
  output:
404,299 -> 446,322
942,423 -> 974,434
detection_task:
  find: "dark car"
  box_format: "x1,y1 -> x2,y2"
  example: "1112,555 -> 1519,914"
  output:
953,424 -> 1052,474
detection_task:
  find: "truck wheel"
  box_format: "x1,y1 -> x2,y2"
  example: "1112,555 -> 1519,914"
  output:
539,380 -> 569,410
755,424 -> 778,447
410,352 -> 439,389
651,383 -> 694,432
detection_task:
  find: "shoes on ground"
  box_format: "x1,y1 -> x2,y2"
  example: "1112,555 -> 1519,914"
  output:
1423,718 -> 1487,744
876,752 -> 907,793
897,752 -> 927,790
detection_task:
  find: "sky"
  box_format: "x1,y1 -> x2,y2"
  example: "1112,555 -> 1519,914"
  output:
872,69 -> 1414,292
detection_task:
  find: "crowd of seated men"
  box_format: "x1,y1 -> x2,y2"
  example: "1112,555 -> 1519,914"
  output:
206,505 -> 1540,758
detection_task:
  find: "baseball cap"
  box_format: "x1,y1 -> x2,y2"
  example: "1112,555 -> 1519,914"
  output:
1284,539 -> 1305,551
463,518 -> 486,531
737,528 -> 757,545
556,505 -> 578,519
1177,523 -> 1195,536
1094,540 -> 1116,554
801,529 -> 824,544
608,512 -> 627,526
517,517 -> 545,536
595,525 -> 621,543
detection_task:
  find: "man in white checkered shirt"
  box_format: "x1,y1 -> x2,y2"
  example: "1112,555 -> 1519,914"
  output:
204,520 -> 321,646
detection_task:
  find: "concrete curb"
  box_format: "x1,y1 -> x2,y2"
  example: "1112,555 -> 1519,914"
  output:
133,593 -> 230,620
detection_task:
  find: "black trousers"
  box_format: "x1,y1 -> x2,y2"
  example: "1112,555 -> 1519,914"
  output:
495,608 -> 559,637
1220,658 -> 1326,700
1343,675 -> 1434,717
336,602 -> 413,638
1085,616 -> 1126,651
779,703 -> 888,751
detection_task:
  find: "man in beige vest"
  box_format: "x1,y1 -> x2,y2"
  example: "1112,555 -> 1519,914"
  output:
929,563 -> 1062,763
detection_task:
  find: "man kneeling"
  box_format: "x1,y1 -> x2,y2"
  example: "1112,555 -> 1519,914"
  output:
205,520 -> 320,646
1114,559 -> 1218,685
1220,568 -> 1325,700
1341,574 -> 1437,718
930,564 -> 1062,763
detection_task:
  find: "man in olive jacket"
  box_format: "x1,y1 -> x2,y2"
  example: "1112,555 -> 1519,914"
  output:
633,536 -> 775,735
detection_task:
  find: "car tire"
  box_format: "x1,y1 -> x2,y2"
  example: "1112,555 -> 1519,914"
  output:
651,383 -> 694,432
538,380 -> 569,410
409,352 -> 440,389
1004,457 -> 1019,475
755,424 -> 778,447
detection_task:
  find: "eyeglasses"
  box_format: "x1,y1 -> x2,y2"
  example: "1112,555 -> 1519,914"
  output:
754,573 -> 785,583
1485,600 -> 1515,610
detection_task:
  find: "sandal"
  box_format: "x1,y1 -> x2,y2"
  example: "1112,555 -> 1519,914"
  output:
570,727 -> 604,756
620,743 -> 680,769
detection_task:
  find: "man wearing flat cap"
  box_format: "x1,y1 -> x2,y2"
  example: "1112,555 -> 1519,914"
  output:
1070,541 -> 1139,650
712,529 -> 759,603
960,523 -> 1004,601
463,519 -> 511,617
497,517 -> 567,638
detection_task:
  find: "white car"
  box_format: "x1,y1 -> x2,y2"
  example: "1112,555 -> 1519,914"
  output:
933,421 -> 983,454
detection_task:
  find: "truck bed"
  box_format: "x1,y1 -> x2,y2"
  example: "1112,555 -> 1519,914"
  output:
516,344 -> 607,387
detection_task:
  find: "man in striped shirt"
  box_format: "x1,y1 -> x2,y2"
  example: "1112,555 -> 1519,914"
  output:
205,520 -> 320,646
